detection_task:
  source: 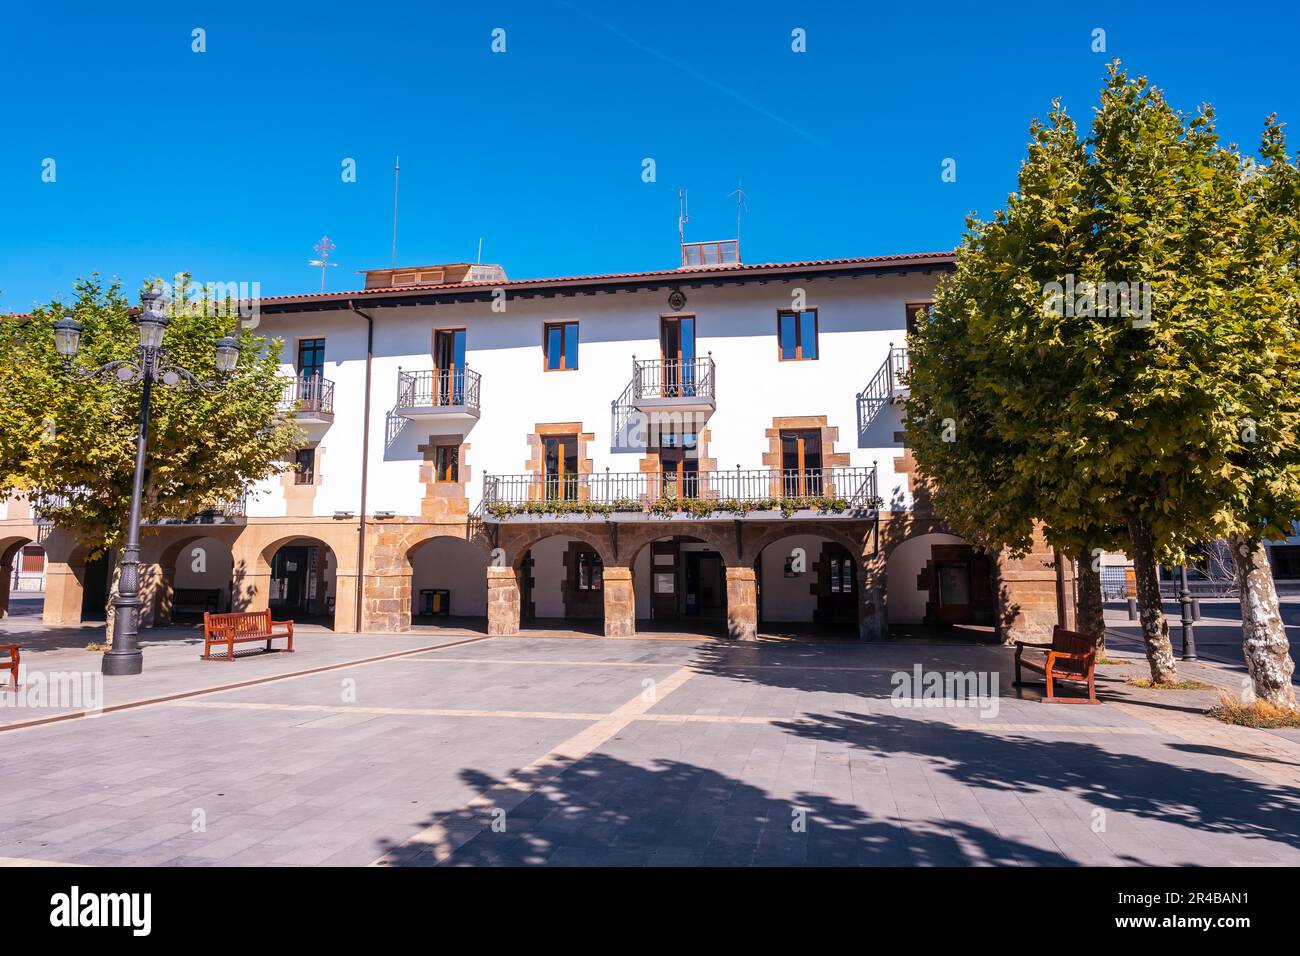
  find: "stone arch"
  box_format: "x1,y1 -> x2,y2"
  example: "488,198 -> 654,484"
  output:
624,531 -> 731,636
0,534 -> 36,621
741,520 -> 873,569
152,531 -> 240,625
391,533 -> 492,631
504,525 -> 614,572
885,531 -> 994,629
258,534 -> 345,630
750,530 -> 866,637
621,522 -> 741,569
510,531 -> 609,633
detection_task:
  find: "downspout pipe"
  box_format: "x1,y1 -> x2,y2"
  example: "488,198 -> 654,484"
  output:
349,301 -> 375,633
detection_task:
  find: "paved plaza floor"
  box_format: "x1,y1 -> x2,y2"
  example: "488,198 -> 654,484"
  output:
1,615 -> 1299,866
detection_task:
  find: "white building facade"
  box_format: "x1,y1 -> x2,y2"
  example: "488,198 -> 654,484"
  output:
1,251 -> 1066,641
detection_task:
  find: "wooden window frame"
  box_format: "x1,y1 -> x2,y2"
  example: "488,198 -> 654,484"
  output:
543,433 -> 580,500
293,447 -> 316,485
433,443 -> 460,484
905,301 -> 934,337
543,321 -> 580,372
574,549 -> 603,592
776,309 -> 819,362
779,429 -> 823,496
296,337 -> 326,377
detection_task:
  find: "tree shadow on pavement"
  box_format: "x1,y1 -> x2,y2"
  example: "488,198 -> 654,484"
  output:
374,752 -> 1079,867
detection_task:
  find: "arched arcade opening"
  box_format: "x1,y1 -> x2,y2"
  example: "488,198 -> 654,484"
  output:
408,535 -> 489,629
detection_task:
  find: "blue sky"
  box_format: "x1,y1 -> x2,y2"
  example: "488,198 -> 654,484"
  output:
2,1 -> 1296,311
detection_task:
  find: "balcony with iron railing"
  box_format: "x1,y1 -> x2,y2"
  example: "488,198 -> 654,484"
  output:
32,492 -> 246,527
394,367 -> 482,428
627,354 -> 716,419
481,465 -> 878,521
857,344 -> 909,432
278,374 -> 335,427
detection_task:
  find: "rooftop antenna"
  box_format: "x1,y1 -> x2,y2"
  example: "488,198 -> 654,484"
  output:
391,156 -> 400,269
728,179 -> 750,251
309,236 -> 337,293
477,236 -> 483,264
677,187 -> 690,247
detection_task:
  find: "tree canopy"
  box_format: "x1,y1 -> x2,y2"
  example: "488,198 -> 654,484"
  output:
0,275 -> 303,553
906,63 -> 1300,693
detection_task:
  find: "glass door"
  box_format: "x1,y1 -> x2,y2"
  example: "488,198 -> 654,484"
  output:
434,329 -> 466,405
660,315 -> 696,397
779,430 -> 823,497
544,435 -> 579,501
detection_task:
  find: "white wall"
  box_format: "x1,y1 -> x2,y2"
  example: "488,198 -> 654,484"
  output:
173,536 -> 234,607
247,271 -> 937,518
529,535 -> 571,619
410,537 -> 488,616
885,533 -> 965,624
759,534 -> 826,622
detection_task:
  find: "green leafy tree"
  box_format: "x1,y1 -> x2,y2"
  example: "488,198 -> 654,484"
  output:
0,275 -> 303,625
906,100 -> 1119,652
908,65 -> 1300,701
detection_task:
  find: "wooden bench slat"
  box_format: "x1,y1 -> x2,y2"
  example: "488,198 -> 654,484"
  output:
202,610 -> 294,660
1014,626 -> 1099,704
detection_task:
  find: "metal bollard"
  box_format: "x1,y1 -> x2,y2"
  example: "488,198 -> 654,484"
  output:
1126,597 -> 1138,620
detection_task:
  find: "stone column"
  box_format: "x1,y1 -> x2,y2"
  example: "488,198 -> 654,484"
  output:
42,560 -> 85,625
602,567 -> 635,637
0,556 -> 12,619
334,571 -> 359,633
236,571 -> 272,613
486,566 -> 520,636
362,568 -> 411,633
725,566 -> 758,640
858,577 -> 888,641
994,527 -> 1061,644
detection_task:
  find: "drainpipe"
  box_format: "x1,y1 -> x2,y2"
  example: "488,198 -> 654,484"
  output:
349,301 -> 375,633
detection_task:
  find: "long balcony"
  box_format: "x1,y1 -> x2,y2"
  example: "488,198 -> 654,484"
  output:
32,492 -> 246,527
630,355 -> 716,419
394,367 -> 482,430
481,465 -> 878,522
278,374 -> 335,427
857,345 -> 908,431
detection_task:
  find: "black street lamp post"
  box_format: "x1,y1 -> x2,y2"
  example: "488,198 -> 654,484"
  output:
1178,564 -> 1198,661
54,291 -> 241,676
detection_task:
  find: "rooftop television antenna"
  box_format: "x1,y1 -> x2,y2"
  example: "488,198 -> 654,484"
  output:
728,180 -> 750,249
309,236 -> 337,293
391,156 -> 400,269
678,187 -> 689,246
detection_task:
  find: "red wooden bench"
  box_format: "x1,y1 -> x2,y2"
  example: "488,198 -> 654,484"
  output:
1014,625 -> 1099,704
1,644 -> 18,688
202,610 -> 293,661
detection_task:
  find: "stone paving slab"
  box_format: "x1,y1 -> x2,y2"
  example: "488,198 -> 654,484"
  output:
1,631 -> 1299,866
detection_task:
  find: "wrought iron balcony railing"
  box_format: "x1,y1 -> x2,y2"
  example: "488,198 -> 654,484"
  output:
631,355 -> 716,403
482,465 -> 878,516
279,374 -> 335,416
30,492 -> 246,526
858,345 -> 909,429
397,367 -> 482,411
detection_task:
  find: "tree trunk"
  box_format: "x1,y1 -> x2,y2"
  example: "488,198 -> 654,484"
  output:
1229,533 -> 1297,710
1074,547 -> 1106,653
1126,516 -> 1178,684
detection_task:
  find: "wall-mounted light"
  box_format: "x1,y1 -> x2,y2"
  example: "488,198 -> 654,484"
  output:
333,510 -> 355,519
374,510 -> 395,519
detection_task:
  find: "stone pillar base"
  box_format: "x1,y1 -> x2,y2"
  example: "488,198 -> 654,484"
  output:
487,566 -> 521,636
43,562 -> 85,626
602,567 -> 635,637
725,567 -> 758,641
859,581 -> 888,641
